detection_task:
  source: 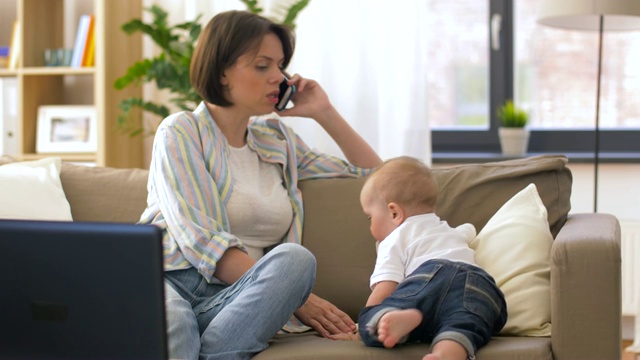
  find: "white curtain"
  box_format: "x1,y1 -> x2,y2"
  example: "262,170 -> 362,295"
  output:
184,0 -> 432,163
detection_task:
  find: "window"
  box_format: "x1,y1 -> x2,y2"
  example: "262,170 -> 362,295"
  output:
432,0 -> 640,156
517,0 -> 640,130
425,1 -> 489,130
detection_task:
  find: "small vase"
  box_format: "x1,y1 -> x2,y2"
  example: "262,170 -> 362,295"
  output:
499,127 -> 530,156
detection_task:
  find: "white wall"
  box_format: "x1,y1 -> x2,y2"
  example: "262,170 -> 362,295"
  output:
569,163 -> 640,220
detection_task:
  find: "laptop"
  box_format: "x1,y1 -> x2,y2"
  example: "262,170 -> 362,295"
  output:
0,219 -> 168,360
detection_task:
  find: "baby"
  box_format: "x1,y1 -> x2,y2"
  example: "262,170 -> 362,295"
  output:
333,156 -> 507,360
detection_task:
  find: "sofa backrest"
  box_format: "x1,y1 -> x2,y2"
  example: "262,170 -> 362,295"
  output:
57,155 -> 572,321
300,155 -> 572,320
60,163 -> 149,223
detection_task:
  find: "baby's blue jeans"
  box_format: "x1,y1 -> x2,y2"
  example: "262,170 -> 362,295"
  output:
359,259 -> 507,359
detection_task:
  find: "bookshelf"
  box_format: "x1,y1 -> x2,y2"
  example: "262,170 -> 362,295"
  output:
0,0 -> 143,168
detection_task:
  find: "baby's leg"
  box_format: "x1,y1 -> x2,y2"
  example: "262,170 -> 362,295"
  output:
422,339 -> 468,360
377,308 -> 422,348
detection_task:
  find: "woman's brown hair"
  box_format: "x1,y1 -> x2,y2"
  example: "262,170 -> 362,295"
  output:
190,11 -> 295,107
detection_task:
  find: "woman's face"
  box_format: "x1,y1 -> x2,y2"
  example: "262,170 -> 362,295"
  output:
221,32 -> 285,115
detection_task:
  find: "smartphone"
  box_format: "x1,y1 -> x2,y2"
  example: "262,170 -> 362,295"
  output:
275,77 -> 296,111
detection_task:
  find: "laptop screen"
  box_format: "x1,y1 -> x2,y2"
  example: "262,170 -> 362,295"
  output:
0,219 -> 167,359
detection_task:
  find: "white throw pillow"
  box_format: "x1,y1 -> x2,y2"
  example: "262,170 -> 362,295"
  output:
0,157 -> 73,221
469,183 -> 552,336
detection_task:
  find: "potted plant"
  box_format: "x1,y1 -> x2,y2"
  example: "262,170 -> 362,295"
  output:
497,100 -> 529,156
114,0 -> 311,137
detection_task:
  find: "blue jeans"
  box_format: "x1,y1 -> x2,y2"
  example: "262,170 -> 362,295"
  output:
163,243 -> 315,360
359,259 -> 507,359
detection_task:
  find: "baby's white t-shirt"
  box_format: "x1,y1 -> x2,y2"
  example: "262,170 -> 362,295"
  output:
370,213 -> 476,289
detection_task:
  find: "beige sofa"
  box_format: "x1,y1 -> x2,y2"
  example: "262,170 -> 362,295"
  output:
50,155 -> 620,359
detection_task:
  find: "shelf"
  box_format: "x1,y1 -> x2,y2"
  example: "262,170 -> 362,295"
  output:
0,69 -> 18,77
20,152 -> 97,162
0,0 -> 144,168
21,66 -> 95,75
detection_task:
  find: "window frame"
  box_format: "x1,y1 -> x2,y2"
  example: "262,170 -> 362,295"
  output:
431,0 -> 640,157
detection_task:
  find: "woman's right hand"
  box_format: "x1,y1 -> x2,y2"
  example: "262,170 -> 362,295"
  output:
329,332 -> 361,341
294,293 -> 356,338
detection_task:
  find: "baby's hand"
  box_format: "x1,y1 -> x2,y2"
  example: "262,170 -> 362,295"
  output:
329,332 -> 361,341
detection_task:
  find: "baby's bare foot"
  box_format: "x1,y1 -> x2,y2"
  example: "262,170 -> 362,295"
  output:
377,308 -> 422,348
422,354 -> 442,360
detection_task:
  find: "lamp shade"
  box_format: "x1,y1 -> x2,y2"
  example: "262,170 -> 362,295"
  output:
537,0 -> 640,30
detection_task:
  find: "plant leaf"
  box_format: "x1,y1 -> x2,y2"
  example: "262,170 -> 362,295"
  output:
282,0 -> 311,28
239,0 -> 264,14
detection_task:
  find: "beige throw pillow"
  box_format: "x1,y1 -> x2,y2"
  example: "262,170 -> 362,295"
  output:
469,183 -> 552,336
0,157 -> 73,221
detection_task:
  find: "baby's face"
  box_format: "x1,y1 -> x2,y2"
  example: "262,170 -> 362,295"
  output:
360,182 -> 397,242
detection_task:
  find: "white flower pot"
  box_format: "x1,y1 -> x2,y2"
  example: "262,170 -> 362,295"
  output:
499,127 -> 530,156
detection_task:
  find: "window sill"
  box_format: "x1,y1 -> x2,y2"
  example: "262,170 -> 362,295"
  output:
432,152 -> 640,164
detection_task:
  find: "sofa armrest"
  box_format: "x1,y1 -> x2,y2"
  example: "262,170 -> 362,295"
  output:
551,213 -> 621,360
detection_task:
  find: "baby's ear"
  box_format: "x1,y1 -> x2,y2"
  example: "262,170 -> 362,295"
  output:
388,202 -> 405,226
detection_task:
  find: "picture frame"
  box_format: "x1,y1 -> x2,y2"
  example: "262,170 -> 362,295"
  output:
36,105 -> 97,153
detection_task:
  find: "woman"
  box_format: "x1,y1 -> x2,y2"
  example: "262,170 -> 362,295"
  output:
138,10 -> 382,360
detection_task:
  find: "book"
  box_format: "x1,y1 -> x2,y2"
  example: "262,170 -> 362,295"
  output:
81,15 -> 95,67
0,77 -> 19,156
0,46 -> 9,68
7,20 -> 20,69
70,15 -> 91,68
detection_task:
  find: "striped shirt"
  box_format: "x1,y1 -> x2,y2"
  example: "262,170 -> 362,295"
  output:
139,102 -> 371,284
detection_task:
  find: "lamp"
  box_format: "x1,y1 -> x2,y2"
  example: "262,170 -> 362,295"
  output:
537,0 -> 640,213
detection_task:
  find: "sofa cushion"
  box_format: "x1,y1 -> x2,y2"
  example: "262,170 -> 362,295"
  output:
432,155 -> 571,238
253,333 -> 552,360
60,163 -> 149,223
470,183 -> 553,336
0,157 -> 73,221
299,177 -> 372,320
300,155 -> 571,322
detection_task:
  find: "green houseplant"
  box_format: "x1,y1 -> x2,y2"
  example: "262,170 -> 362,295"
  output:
497,100 -> 528,128
496,100 -> 530,156
114,0 -> 311,137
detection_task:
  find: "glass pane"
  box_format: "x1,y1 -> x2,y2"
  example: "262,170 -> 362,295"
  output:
516,0 -> 640,129
428,1 -> 489,129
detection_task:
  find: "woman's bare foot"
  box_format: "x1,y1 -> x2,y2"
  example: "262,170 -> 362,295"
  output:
377,308 -> 422,348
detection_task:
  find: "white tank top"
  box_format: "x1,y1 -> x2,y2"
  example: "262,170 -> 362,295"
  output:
226,144 -> 294,260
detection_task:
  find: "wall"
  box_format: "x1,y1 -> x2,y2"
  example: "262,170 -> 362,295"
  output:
569,163 -> 640,219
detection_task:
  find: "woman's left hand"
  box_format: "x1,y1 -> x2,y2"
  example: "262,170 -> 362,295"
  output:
276,74 -> 333,121
294,293 -> 356,338
277,73 -> 382,168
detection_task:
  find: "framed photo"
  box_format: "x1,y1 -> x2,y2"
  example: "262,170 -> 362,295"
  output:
36,105 -> 97,153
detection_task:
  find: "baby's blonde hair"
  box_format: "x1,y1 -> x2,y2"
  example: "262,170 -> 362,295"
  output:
365,156 -> 438,212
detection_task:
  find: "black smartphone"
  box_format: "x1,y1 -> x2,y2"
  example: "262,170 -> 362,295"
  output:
276,77 -> 296,111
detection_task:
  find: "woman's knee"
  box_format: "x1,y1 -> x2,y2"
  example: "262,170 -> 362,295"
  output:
270,243 -> 316,275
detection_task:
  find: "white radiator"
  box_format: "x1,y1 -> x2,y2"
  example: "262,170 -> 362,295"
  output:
621,221 -> 640,353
